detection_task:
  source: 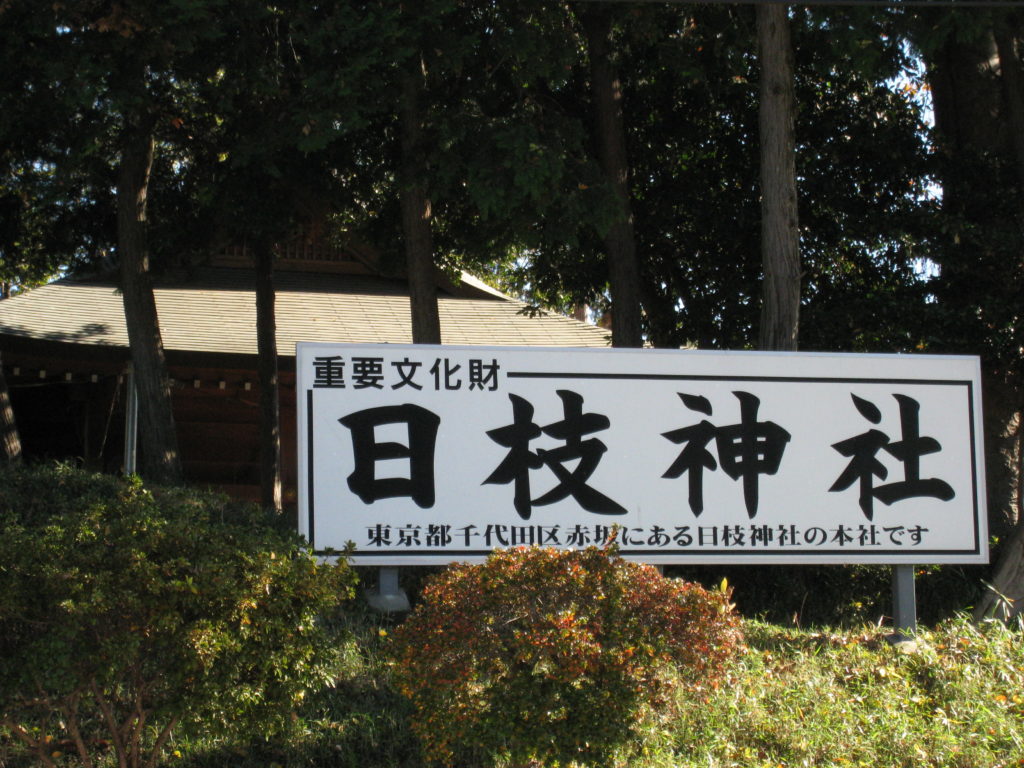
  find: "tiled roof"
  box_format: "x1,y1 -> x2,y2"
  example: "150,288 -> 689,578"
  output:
0,267 -> 609,356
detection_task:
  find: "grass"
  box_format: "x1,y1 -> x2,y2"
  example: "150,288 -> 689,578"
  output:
4,609 -> 1021,768
668,618 -> 1024,768
154,610 -> 1024,768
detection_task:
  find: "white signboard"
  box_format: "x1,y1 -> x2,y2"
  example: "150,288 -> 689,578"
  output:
297,343 -> 987,566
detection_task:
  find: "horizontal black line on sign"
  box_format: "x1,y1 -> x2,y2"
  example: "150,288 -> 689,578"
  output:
322,548 -> 982,558
507,372 -> 972,386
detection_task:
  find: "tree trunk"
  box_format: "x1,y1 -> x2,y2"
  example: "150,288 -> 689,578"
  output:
976,518 -> 1024,621
756,3 -> 801,352
974,393 -> 1023,620
399,58 -> 441,346
0,350 -> 22,464
582,6 -> 643,349
923,14 -> 1024,620
117,118 -> 182,484
254,238 -> 282,513
993,12 -> 1024,215
639,281 -> 679,350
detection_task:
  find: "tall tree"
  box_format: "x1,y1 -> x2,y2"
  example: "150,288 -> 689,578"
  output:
0,0 -> 239,483
344,0 -> 612,344
911,9 -> 1024,619
198,0 -> 308,513
580,4 -> 643,348
253,237 -> 282,512
498,5 -> 928,356
757,3 -> 801,351
984,9 -> 1024,620
196,0 -> 411,508
0,351 -> 21,465
399,52 -> 442,345
116,105 -> 181,483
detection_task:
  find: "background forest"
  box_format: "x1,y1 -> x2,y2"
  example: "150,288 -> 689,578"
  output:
1,1 -> 1023,619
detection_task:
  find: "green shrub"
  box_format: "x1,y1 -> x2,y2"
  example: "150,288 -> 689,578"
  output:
389,544 -> 742,768
0,463 -> 357,768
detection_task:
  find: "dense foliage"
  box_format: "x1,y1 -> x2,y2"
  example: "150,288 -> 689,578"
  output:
73,611 -> 1021,768
0,464 -> 357,768
389,545 -> 742,768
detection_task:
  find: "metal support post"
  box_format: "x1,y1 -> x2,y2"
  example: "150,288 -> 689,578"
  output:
366,566 -> 410,613
890,564 -> 917,642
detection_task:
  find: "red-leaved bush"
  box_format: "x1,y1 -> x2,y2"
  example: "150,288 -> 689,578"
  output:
390,544 -> 742,767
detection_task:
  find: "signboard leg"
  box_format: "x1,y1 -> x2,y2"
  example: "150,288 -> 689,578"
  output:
890,564 -> 917,641
366,566 -> 410,613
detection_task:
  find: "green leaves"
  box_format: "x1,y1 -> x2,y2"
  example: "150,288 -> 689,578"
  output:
390,545 -> 742,768
0,463 -> 357,768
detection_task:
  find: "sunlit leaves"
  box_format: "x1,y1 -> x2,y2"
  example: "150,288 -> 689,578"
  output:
0,463 -> 356,767
390,543 -> 742,768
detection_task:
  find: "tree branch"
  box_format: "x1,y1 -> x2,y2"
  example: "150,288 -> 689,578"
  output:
91,679 -> 128,768
144,714 -> 180,768
0,716 -> 59,768
61,692 -> 96,768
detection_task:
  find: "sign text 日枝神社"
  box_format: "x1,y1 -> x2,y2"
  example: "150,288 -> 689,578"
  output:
297,343 -> 987,566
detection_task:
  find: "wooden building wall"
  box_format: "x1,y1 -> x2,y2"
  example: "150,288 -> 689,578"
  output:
3,352 -> 300,507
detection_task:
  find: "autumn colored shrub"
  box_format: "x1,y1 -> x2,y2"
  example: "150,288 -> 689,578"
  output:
389,544 -> 742,768
0,463 -> 356,768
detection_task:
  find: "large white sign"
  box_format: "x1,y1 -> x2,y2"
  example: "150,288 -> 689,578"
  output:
297,343 -> 987,565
